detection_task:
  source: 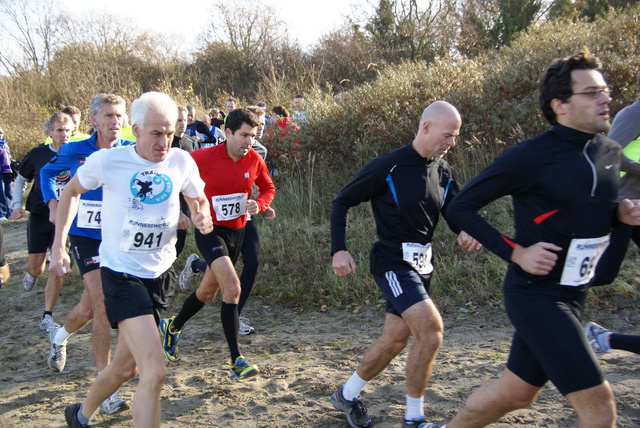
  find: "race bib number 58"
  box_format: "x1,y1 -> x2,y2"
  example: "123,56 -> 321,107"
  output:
559,235 -> 610,286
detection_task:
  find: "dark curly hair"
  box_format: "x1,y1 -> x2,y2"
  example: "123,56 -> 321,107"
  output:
539,48 -> 602,124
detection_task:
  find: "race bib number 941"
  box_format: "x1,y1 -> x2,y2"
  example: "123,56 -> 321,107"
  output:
402,242 -> 434,275
120,216 -> 172,253
559,235 -> 610,286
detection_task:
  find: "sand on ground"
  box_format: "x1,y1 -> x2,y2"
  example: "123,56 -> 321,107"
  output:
0,218 -> 639,427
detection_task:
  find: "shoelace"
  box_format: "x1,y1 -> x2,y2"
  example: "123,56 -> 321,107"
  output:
352,400 -> 369,418
53,345 -> 64,361
109,391 -> 122,403
168,332 -> 179,347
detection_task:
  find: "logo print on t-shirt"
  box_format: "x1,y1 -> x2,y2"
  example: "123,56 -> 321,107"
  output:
130,171 -> 173,205
55,170 -> 71,182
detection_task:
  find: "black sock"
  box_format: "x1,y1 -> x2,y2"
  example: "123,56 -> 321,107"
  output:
172,292 -> 205,331
43,311 -> 52,318
192,259 -> 208,273
221,302 -> 241,363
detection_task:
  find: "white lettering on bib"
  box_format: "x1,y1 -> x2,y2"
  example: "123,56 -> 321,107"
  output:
120,216 -> 172,253
77,200 -> 102,229
212,192 -> 247,221
402,242 -> 433,275
559,235 -> 610,286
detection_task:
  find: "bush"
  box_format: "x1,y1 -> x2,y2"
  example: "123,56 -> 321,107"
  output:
250,6 -> 640,310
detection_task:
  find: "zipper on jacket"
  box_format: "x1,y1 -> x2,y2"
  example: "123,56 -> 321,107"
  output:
583,139 -> 597,197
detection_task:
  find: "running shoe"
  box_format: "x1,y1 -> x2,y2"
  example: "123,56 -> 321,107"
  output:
229,355 -> 259,379
39,314 -> 60,332
585,321 -> 612,354
330,385 -> 372,428
239,316 -> 255,336
48,326 -> 67,372
159,316 -> 180,361
402,419 -> 441,428
22,272 -> 37,291
65,402 -> 90,428
179,253 -> 200,291
99,389 -> 130,415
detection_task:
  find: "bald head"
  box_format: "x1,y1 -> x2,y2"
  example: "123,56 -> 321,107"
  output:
415,101 -> 462,159
420,100 -> 461,125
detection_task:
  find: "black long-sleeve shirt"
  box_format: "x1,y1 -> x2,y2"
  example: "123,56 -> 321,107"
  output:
446,124 -> 621,292
331,143 -> 460,275
18,144 -> 60,215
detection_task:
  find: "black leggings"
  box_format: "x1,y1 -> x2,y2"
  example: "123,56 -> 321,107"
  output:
175,228 -> 187,257
238,219 -> 260,314
610,334 -> 640,355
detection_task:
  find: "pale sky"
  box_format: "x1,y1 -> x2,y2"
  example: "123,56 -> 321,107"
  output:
63,0 -> 361,51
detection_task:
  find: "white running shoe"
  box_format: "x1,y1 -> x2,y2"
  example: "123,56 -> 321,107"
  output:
179,253 -> 200,291
585,322 -> 612,355
48,327 -> 67,373
99,390 -> 130,415
39,314 -> 60,332
239,316 -> 255,336
22,272 -> 37,291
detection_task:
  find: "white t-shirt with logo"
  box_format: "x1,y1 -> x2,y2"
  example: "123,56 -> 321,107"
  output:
77,146 -> 205,278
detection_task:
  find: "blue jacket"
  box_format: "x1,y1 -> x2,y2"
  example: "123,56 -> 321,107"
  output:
40,133 -> 134,239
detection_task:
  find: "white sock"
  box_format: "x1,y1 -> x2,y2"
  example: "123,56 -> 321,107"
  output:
342,370 -> 368,401
54,325 -> 72,345
405,394 -> 425,421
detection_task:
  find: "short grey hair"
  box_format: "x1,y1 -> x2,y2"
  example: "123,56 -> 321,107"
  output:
89,93 -> 126,117
130,92 -> 178,129
44,112 -> 73,133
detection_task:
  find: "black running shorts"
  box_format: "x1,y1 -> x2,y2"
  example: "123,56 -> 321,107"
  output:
101,266 -> 176,328
195,225 -> 245,267
27,212 -> 54,254
69,235 -> 101,276
373,269 -> 431,316
505,287 -> 604,395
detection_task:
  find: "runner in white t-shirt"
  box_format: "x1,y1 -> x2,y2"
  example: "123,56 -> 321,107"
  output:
50,92 -> 213,428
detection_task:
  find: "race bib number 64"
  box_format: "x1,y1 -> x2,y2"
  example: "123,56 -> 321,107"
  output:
559,235 -> 610,286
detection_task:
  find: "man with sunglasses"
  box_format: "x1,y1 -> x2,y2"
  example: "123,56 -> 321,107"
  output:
429,50 -> 640,428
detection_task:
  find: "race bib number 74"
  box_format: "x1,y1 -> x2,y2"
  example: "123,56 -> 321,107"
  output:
76,200 -> 102,229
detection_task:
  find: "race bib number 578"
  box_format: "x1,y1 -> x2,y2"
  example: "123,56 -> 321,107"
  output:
212,192 -> 247,221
